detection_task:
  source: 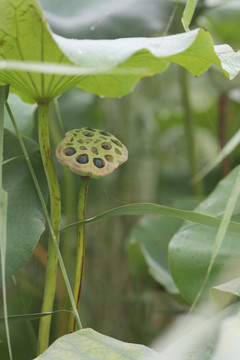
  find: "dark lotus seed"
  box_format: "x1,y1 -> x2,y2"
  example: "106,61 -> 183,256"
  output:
76,154 -> 89,164
100,131 -> 109,136
111,140 -> 120,146
84,132 -> 94,137
93,158 -> 105,168
65,148 -> 76,156
101,144 -> 111,150
86,127 -> 95,131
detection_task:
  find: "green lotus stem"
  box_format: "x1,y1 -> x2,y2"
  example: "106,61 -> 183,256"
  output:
180,68 -> 204,196
37,101 -> 61,354
68,175 -> 89,332
0,86 -> 13,360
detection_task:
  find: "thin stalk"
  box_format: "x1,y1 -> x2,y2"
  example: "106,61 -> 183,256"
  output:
180,68 -> 204,196
37,101 -> 62,353
218,93 -> 230,177
68,176 -> 89,333
0,86 -> 13,360
5,101 -> 82,352
50,99 -> 76,337
163,2 -> 178,36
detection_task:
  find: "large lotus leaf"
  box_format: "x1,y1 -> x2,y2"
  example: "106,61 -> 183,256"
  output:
0,0 -> 240,102
0,129 -> 47,282
169,166 -> 240,305
40,0 -> 173,39
36,328 -> 159,360
0,0 -> 81,103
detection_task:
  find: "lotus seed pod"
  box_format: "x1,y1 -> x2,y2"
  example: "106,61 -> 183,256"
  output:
56,127 -> 128,178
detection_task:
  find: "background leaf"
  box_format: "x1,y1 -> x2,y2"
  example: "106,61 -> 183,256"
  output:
4,94 -> 37,137
128,215 -> 182,294
169,166 -> 240,304
40,0 -> 174,39
36,328 -> 159,360
0,129 -> 47,282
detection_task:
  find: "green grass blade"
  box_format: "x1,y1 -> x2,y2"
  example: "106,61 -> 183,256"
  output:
0,86 -> 13,360
192,129 -> 240,184
0,310 -> 73,324
59,202 -> 240,235
182,0 -> 199,31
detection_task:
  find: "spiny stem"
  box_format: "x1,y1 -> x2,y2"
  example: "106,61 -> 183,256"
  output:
180,68 -> 204,196
37,101 -> 61,354
68,176 -> 89,333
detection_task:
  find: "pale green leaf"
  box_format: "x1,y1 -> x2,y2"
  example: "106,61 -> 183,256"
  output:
210,277 -> 240,309
36,328 -> 159,360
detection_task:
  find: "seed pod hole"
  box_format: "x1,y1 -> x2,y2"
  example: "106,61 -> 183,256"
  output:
94,139 -> 100,144
101,143 -> 111,150
86,127 -> 95,131
93,158 -> 105,168
100,131 -> 110,136
80,146 -> 87,150
105,155 -> 113,162
76,154 -> 89,164
115,148 -> 122,155
91,147 -> 98,155
77,139 -> 83,144
112,139 -> 122,147
64,148 -> 76,156
83,132 -> 94,137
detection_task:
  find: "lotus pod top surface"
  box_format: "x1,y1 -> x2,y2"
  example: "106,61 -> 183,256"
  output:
56,128 -> 128,178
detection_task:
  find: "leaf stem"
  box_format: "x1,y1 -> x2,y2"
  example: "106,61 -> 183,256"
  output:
5,101 -> 82,348
37,101 -> 62,353
68,176 -> 89,333
180,67 -> 204,196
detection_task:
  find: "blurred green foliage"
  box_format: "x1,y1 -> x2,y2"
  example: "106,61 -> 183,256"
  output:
1,0 -> 240,359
